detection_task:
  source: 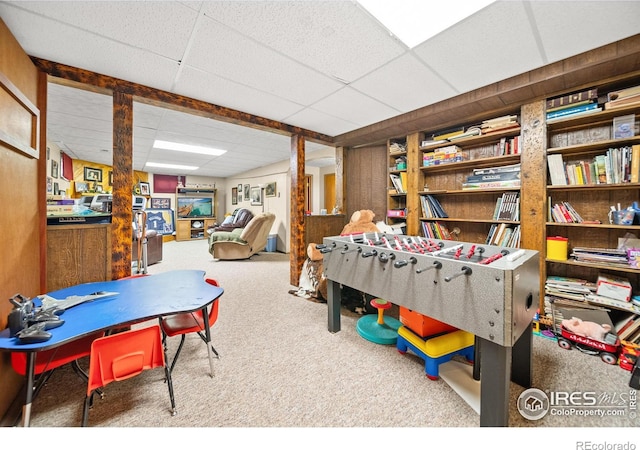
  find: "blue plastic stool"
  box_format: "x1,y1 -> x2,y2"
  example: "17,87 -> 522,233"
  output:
356,298 -> 401,345
396,326 -> 475,380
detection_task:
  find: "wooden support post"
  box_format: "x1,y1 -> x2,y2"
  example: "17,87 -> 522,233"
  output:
290,135 -> 306,286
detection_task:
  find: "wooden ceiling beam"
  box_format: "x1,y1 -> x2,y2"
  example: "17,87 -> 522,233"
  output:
30,57 -> 334,146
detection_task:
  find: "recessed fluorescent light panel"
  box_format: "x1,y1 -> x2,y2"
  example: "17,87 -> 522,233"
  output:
358,0 -> 494,48
153,139 -> 227,156
146,162 -> 198,171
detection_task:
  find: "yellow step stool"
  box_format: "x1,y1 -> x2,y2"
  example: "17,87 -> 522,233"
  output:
396,326 -> 475,380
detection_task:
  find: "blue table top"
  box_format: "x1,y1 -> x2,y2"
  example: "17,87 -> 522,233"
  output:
0,270 -> 224,352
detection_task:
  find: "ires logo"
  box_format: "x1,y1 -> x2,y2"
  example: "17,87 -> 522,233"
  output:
550,391 -> 597,406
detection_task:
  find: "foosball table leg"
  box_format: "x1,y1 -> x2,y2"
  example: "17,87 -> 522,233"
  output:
327,279 -> 341,333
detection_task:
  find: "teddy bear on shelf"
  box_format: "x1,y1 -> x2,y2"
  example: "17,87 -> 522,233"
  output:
561,316 -> 612,343
340,209 -> 380,236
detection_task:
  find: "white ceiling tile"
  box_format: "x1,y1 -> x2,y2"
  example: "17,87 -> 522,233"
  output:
351,53 -> 459,112
413,1 -> 543,94
5,1 -> 199,61
284,108 -> 361,137
530,1 -> 640,63
310,87 -> 401,127
175,66 -> 306,122
185,14 -> 344,105
200,0 -> 407,82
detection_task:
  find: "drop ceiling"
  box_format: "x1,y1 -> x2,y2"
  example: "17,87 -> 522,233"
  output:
1,1 -> 639,178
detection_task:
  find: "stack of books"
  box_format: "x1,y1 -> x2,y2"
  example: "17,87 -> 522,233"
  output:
570,246 -> 629,268
462,163 -> 521,189
422,145 -> 464,167
605,85 -> 640,110
480,115 -> 519,135
546,88 -> 600,121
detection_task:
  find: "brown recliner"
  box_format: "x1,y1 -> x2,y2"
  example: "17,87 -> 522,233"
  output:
208,212 -> 276,260
212,208 -> 254,233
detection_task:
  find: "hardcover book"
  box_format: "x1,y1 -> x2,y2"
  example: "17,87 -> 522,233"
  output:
547,88 -> 598,109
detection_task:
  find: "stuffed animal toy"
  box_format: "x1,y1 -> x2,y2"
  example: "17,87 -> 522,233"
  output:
290,243 -> 327,302
561,317 -> 612,343
340,209 -> 380,235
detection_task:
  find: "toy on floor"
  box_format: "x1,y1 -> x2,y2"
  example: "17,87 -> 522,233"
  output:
356,298 -> 402,345
396,326 -> 475,380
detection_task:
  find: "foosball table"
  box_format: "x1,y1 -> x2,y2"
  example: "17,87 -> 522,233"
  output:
320,233 -> 540,427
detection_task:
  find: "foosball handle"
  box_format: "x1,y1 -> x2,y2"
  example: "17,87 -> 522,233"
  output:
361,249 -> 378,258
393,256 -> 417,268
444,266 -> 472,282
416,261 -> 442,274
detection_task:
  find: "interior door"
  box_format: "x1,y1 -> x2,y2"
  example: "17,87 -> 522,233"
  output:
0,17 -> 43,420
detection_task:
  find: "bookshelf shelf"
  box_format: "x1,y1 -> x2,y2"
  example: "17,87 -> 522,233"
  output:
422,217 -> 519,224
547,136 -> 640,157
546,103 -> 640,131
547,258 -> 640,275
420,154 -> 520,174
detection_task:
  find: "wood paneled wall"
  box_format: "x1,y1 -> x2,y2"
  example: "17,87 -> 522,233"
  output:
0,18 -> 42,420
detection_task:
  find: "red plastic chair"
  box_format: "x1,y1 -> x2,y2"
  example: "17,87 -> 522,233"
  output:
160,278 -> 221,373
11,331 -> 104,415
81,324 -> 176,426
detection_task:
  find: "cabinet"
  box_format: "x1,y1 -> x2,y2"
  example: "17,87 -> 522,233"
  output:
175,187 -> 216,241
543,89 -> 640,332
47,224 -> 112,291
176,218 -> 217,241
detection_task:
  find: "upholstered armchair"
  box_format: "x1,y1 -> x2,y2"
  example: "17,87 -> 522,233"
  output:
211,208 -> 254,233
208,212 -> 276,260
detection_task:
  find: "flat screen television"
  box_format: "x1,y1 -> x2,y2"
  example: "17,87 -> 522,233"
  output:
177,197 -> 213,218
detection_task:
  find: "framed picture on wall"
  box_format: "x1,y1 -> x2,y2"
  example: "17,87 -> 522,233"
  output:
75,181 -> 88,193
250,186 -> 262,206
46,177 -> 52,193
51,159 -> 58,178
139,182 -> 150,196
265,182 -> 276,197
231,187 -> 238,205
151,197 -> 171,209
244,184 -> 250,201
84,167 -> 102,182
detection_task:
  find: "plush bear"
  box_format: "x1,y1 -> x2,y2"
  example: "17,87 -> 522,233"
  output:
561,317 -> 612,343
340,209 -> 380,235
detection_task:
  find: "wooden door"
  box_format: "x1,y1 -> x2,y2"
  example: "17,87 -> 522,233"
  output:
324,173 -> 336,211
0,18 -> 43,419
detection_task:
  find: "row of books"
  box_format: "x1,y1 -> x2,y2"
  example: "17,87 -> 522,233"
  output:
421,221 -> 451,240
492,192 -> 520,221
422,145 -> 464,167
547,145 -> 640,186
548,200 -> 584,223
420,194 -> 447,219
485,223 -> 520,248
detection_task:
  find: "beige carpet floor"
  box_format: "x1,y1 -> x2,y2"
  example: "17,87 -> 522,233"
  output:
7,239 -> 639,444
